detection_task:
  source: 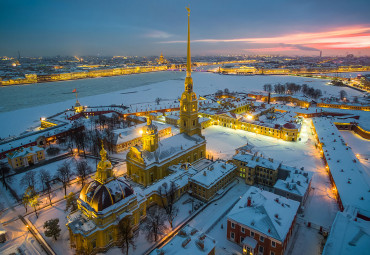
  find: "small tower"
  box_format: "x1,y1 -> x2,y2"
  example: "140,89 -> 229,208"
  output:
179,7 -> 202,137
95,141 -> 114,184
142,116 -> 159,152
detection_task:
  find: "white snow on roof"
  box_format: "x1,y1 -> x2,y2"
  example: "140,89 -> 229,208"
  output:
313,117 -> 370,218
233,152 -> 281,170
227,187 -> 300,242
7,145 -> 44,159
113,121 -> 171,145
323,211 -> 370,255
150,225 -> 216,255
190,160 -> 236,188
274,170 -> 313,197
134,133 -> 205,167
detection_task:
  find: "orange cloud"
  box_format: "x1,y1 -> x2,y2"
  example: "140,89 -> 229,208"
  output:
162,25 -> 370,50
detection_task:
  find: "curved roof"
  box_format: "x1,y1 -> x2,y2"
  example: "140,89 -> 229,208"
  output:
79,178 -> 134,212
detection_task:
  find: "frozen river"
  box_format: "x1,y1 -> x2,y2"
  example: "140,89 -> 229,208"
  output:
0,71 -> 184,113
0,72 -> 366,137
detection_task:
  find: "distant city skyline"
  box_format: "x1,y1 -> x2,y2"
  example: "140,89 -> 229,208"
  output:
1,0 -> 369,57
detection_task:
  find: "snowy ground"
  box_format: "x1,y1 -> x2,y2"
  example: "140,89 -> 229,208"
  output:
340,130 -> 370,176
28,199 -> 71,255
9,156 -> 97,197
0,72 -> 365,137
202,119 -> 339,254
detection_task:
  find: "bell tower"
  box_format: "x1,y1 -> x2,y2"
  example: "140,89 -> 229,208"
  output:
179,7 -> 202,137
142,116 -> 159,152
95,141 -> 114,184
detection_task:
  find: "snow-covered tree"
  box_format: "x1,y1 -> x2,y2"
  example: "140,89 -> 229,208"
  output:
65,192 -> 77,212
158,182 -> 178,229
39,169 -> 51,191
43,218 -> 61,241
144,206 -> 166,242
55,161 -> 73,196
75,160 -> 92,188
118,217 -> 137,255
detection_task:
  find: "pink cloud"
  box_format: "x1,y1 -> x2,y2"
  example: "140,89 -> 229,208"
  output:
162,25 -> 370,51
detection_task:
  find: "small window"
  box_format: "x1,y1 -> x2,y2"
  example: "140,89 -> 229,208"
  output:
271,252 -> 275,255
250,231 -> 254,237
271,241 -> 276,247
231,222 -> 235,229
231,232 -> 235,239
259,246 -> 264,253
241,227 -> 245,233
260,236 -> 264,242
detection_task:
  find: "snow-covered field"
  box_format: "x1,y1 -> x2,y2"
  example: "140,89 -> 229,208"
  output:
203,120 -> 339,254
9,156 -> 97,197
0,72 -> 365,137
340,130 -> 370,176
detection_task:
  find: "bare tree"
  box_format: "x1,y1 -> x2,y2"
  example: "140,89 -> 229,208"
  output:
21,171 -> 36,189
39,169 -> 51,191
0,161 -> 11,189
155,97 -> 161,105
75,160 -> 92,188
118,217 -> 137,255
144,206 -> 166,242
65,192 -> 78,212
158,182 -> 178,229
24,186 -> 40,218
340,90 -> 347,100
55,161 -> 73,196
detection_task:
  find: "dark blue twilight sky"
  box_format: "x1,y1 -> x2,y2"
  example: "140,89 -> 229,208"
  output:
1,0 -> 369,57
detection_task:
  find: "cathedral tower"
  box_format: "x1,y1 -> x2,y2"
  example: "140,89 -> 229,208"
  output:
95,141 -> 114,184
142,116 -> 159,152
179,7 -> 202,137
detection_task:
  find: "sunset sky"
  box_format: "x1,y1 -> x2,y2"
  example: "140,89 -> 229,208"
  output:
1,0 -> 369,57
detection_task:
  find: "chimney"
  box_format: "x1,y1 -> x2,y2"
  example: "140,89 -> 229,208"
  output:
203,171 -> 207,176
247,196 -> 252,207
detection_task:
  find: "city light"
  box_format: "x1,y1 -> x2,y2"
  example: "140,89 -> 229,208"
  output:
246,115 -> 253,120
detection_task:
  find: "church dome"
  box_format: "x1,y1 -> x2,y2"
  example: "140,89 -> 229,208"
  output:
79,178 -> 134,212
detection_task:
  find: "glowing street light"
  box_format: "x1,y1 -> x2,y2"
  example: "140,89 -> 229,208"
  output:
246,115 -> 253,120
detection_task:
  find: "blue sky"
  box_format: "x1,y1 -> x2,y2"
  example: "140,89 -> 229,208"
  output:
1,0 -> 369,57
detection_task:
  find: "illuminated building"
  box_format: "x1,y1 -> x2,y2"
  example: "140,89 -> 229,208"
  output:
6,146 -> 45,169
110,121 -> 172,153
67,143 -> 147,254
126,8 -> 206,186
156,52 -> 168,65
227,187 -> 299,255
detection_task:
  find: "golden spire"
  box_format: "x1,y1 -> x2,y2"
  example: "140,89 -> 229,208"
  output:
184,7 -> 193,92
100,139 -> 107,161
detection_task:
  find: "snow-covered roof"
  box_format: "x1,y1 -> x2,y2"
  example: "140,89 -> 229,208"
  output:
113,121 -> 171,145
150,225 -> 216,255
190,160 -> 236,188
7,146 -> 44,159
131,133 -> 205,167
233,152 -> 281,170
144,164 -> 197,196
274,169 -> 313,197
313,117 -> 370,218
323,211 -> 370,255
227,187 -> 300,242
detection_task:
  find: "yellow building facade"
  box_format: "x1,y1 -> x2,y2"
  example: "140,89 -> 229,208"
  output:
6,146 -> 45,169
67,144 -> 146,254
